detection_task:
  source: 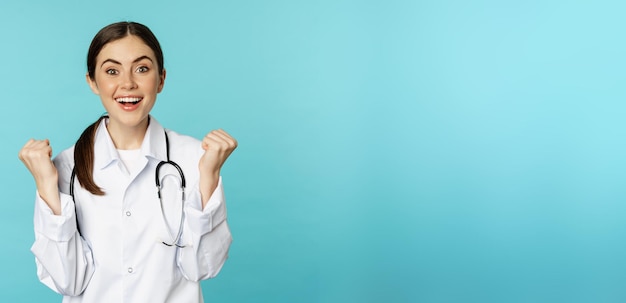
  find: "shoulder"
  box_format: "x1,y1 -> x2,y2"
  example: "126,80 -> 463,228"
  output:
52,145 -> 76,183
165,129 -> 201,145
53,145 -> 75,169
164,129 -> 204,157
162,129 -> 204,181
150,116 -> 200,151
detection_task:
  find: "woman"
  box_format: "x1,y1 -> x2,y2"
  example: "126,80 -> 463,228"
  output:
18,21 -> 237,302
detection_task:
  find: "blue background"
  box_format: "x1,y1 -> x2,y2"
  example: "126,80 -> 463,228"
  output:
2,0 -> 626,302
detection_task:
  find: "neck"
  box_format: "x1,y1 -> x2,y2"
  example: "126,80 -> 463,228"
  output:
106,117 -> 149,150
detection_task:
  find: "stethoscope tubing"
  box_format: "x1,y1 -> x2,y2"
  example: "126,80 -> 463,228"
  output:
70,128 -> 187,248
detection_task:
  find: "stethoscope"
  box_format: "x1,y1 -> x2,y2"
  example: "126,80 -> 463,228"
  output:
70,129 -> 187,248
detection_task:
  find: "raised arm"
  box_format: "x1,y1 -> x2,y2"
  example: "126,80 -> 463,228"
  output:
198,129 -> 237,208
178,129 -> 237,281
20,141 -> 95,296
18,139 -> 61,214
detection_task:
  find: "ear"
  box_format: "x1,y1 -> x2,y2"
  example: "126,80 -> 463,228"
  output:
86,73 -> 100,95
157,69 -> 166,93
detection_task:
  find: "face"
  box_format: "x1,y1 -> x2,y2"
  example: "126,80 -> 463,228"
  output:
87,35 -> 166,132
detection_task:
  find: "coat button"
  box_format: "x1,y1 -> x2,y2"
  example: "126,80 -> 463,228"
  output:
128,267 -> 133,273
126,211 -> 131,216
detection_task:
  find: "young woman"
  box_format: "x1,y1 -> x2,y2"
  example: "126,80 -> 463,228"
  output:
18,22 -> 237,302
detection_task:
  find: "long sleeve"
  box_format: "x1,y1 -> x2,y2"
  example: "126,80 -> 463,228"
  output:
177,177 -> 232,281
28,119 -> 233,302
30,151 -> 96,296
31,192 -> 96,296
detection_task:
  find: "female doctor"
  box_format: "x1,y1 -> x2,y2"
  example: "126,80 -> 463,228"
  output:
18,22 -> 237,302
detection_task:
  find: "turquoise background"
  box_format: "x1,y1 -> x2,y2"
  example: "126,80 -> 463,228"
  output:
2,0 -> 626,302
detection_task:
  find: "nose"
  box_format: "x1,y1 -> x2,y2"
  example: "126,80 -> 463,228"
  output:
120,72 -> 137,89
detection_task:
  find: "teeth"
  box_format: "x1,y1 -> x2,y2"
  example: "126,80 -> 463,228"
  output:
116,97 -> 142,103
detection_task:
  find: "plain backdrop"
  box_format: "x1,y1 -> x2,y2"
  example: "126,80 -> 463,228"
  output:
2,0 -> 626,302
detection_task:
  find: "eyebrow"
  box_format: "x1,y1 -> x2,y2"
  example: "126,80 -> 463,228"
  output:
100,55 -> 154,67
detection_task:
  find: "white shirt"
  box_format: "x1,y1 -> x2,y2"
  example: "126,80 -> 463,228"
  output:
31,117 -> 232,303
116,148 -> 142,175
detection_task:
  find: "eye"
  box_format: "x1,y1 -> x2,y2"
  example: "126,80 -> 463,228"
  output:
106,68 -> 118,75
136,66 -> 149,73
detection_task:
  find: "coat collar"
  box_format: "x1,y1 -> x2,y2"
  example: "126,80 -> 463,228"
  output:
93,116 -> 168,170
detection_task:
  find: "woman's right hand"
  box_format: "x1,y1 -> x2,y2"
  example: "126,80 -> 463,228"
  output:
18,139 -> 61,215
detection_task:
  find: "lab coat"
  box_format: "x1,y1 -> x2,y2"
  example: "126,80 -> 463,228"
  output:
31,117 -> 232,303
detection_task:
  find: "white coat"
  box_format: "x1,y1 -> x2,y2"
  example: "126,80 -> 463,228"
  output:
31,117 -> 232,303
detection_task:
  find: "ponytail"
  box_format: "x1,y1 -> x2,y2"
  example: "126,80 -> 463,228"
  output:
74,116 -> 107,195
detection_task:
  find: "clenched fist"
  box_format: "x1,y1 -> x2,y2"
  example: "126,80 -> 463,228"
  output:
198,129 -> 237,207
18,139 -> 61,214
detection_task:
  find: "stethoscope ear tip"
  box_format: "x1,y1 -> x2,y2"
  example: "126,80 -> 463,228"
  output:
161,241 -> 185,248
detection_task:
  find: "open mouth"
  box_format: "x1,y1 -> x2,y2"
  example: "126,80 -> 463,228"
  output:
115,97 -> 143,105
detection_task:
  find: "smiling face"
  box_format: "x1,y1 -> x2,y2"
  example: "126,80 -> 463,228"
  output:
87,35 -> 166,133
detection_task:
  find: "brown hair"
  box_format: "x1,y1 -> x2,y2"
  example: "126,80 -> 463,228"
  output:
76,22 -> 164,195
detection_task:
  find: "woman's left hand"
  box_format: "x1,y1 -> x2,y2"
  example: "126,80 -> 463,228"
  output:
198,129 -> 237,206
